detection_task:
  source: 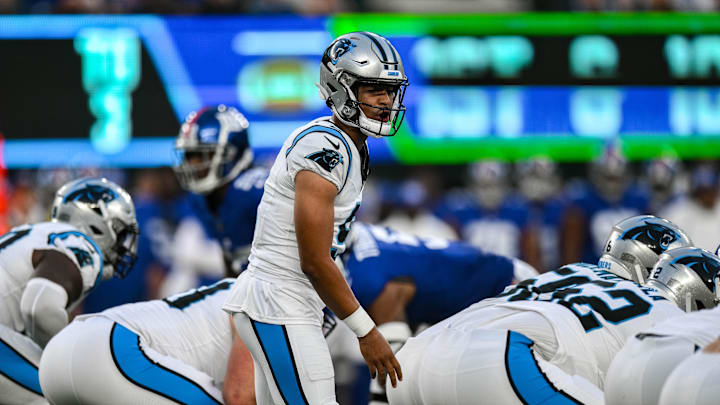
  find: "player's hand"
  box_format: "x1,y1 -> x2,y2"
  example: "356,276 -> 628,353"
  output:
358,327 -> 403,388
703,337 -> 720,353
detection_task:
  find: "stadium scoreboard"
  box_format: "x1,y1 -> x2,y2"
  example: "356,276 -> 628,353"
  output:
1,14 -> 719,167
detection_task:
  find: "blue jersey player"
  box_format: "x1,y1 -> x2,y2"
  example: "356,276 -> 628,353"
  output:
173,105 -> 267,277
342,222 -> 537,405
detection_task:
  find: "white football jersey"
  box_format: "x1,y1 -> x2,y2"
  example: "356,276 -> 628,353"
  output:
224,116 -> 367,326
88,278 -> 235,386
427,263 -> 683,388
640,304 -> 720,348
0,221 -> 103,333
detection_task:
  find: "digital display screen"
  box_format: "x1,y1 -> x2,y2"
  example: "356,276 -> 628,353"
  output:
1,14 -> 719,167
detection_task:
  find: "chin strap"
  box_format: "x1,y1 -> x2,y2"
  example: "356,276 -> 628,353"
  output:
632,262 -> 647,284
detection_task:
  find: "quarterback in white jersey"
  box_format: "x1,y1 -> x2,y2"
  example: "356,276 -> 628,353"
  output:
387,215 -> 693,405
604,247 -> 720,405
0,178 -> 138,405
223,31 -> 409,404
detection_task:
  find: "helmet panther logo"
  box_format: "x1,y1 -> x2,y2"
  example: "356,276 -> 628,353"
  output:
305,148 -> 344,172
672,253 -> 720,292
64,184 -> 118,204
328,38 -> 355,65
619,221 -> 679,255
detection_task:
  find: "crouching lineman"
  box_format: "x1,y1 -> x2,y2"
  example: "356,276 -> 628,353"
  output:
0,177 -> 138,404
340,222 -> 537,404
387,215 -> 693,405
38,278 -> 341,405
604,246 -> 720,405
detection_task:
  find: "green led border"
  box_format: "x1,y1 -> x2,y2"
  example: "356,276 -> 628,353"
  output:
328,13 -> 720,163
329,12 -> 720,37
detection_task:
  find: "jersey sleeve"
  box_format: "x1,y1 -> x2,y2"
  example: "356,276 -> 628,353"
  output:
285,131 -> 352,192
47,232 -> 104,293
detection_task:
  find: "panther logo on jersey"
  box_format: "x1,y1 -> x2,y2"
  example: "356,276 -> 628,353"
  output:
619,221 -> 679,255
672,253 -> 720,293
63,184 -> 118,204
305,148 -> 343,172
69,247 -> 94,267
327,38 -> 355,65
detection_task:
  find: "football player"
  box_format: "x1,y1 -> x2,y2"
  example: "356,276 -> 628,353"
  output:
223,32 -> 409,404
39,278 -> 242,405
39,277 -> 344,405
562,147 -> 649,265
604,247 -> 720,405
341,222 -> 537,404
387,215 -> 693,405
173,105 -> 267,278
434,160 -> 541,269
0,177 -> 138,404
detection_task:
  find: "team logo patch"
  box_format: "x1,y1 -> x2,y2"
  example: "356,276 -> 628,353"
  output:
306,148 -> 343,172
619,221 -> 679,255
328,38 -> 355,65
69,247 -> 94,267
672,253 -> 720,292
63,184 -> 117,204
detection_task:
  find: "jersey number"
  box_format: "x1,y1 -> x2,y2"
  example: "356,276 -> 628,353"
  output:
0,228 -> 31,251
163,280 -> 233,310
498,267 -> 651,332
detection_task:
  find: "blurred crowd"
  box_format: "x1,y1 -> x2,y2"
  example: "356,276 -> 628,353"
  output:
5,151 -> 720,314
1,0 -> 719,14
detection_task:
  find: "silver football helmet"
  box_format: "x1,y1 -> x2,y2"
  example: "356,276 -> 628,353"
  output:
645,247 -> 720,312
318,31 -> 409,138
50,177 -> 139,279
599,215 -> 692,283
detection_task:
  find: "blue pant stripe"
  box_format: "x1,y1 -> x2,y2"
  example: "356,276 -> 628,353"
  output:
0,336 -> 42,395
110,323 -> 220,405
505,331 -> 581,405
252,320 -> 309,405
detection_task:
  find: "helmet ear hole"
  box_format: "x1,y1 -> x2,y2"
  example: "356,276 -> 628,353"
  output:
89,225 -> 103,235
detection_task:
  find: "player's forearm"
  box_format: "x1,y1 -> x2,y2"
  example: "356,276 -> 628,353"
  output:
302,257 -> 360,319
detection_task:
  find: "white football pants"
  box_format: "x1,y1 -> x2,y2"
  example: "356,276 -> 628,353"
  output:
39,316 -> 223,405
231,311 -> 337,405
0,323 -> 48,404
387,328 -> 603,405
605,333 -> 698,405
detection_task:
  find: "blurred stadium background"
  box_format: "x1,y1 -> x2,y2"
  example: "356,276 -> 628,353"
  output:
2,1 -> 720,402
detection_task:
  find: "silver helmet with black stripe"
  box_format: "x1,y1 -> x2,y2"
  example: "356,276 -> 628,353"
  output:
598,215 -> 692,283
51,177 -> 139,279
317,31 -> 409,138
645,247 -> 720,312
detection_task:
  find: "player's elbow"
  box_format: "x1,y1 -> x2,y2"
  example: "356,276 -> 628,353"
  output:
299,256 -> 325,279
20,278 -> 70,348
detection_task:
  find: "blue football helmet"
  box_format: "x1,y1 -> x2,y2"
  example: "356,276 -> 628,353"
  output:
174,105 -> 253,194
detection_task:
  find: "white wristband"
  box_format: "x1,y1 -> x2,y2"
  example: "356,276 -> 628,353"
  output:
342,307 -> 375,338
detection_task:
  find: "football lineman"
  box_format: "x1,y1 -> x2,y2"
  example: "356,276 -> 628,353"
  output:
0,177 -> 138,404
604,246 -> 720,405
173,105 -> 267,279
39,279 -> 240,405
387,215 -> 692,405
341,222 -> 537,404
223,31 -> 408,404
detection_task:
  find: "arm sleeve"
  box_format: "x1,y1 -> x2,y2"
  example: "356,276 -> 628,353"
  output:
20,278 -> 69,348
285,132 -> 351,192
